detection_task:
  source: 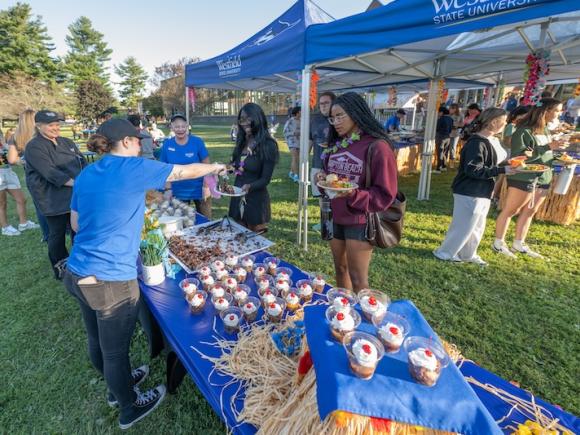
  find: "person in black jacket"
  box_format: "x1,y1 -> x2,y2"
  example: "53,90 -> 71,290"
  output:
433,106 -> 454,172
433,108 -> 515,266
24,110 -> 87,279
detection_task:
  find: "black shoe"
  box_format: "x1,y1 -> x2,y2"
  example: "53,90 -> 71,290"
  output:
119,385 -> 166,430
53,257 -> 68,280
107,365 -> 150,407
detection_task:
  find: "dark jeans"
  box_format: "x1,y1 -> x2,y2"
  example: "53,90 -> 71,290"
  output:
63,269 -> 140,413
34,202 -> 49,242
435,136 -> 450,170
46,213 -> 74,277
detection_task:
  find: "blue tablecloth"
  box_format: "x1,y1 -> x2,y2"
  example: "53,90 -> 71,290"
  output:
139,214 -> 579,434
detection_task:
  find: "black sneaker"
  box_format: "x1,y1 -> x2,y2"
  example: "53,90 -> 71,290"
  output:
119,385 -> 166,430
107,365 -> 150,407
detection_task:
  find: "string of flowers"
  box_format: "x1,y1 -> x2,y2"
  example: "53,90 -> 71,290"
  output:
522,49 -> 550,105
387,86 -> 397,107
574,76 -> 580,97
309,69 -> 320,109
322,131 -> 361,156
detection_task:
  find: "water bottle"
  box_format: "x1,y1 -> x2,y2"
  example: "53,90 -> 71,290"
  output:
320,196 -> 333,240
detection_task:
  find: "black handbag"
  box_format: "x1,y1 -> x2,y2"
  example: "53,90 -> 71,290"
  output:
364,141 -> 406,248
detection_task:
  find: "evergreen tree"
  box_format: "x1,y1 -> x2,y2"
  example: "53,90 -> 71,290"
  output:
115,57 -> 148,111
63,16 -> 112,89
74,79 -> 114,124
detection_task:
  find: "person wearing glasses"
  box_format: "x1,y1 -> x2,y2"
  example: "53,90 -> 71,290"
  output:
63,118 -> 226,430
24,110 -> 87,279
317,92 -> 398,292
228,103 -> 279,232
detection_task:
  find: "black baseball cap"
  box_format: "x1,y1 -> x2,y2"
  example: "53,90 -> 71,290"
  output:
35,110 -> 64,124
396,109 -> 406,115
96,119 -> 147,142
170,113 -> 187,123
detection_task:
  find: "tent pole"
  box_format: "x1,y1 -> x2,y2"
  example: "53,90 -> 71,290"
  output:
417,61 -> 441,201
185,87 -> 190,126
297,67 -> 312,251
494,72 -> 504,107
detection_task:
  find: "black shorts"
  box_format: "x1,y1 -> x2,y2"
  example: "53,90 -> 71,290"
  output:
506,179 -> 550,193
332,223 -> 367,241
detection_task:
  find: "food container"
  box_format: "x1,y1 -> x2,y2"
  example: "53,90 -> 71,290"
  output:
372,312 -> 410,353
404,336 -> 449,387
343,331 -> 384,380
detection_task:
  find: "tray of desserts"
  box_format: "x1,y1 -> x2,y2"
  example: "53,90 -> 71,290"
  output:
168,216 -> 274,274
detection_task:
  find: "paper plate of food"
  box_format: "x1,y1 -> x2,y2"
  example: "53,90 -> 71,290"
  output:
514,164 -> 550,173
554,152 -> 580,165
317,174 -> 358,192
217,185 -> 246,197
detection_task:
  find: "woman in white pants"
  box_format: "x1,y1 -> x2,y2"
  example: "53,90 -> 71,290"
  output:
434,108 -> 515,266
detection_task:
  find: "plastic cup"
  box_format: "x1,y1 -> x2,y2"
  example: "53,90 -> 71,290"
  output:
224,254 -> 239,270
263,256 -> 280,275
327,287 -> 358,312
343,331 -> 385,380
179,277 -> 200,300
232,284 -> 251,306
296,279 -> 314,302
358,289 -> 390,322
404,336 -> 449,387
241,296 -> 260,322
275,266 -> 293,282
211,292 -> 233,316
224,274 -> 239,293
220,306 -> 243,334
255,275 -> 274,292
240,254 -> 255,273
253,262 -> 268,278
284,288 -> 301,312
233,266 -> 248,283
274,277 -> 293,294
325,305 -> 361,343
372,312 -> 410,353
209,282 -> 227,299
189,290 -> 208,314
258,287 -> 279,308
265,297 -> 286,323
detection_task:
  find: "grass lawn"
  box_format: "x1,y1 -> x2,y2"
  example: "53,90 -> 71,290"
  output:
1,125 -> 578,433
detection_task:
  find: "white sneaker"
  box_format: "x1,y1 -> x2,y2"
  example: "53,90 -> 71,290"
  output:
512,243 -> 544,259
18,221 -> 40,231
492,241 -> 516,258
2,225 -> 21,236
464,256 -> 488,266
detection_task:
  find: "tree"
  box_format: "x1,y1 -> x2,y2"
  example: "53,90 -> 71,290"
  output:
74,79 -> 114,124
141,95 -> 164,118
150,57 -> 200,116
0,3 -> 60,81
63,16 -> 112,89
115,57 -> 148,111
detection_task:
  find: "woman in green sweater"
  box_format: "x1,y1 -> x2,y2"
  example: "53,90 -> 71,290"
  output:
493,98 -> 563,259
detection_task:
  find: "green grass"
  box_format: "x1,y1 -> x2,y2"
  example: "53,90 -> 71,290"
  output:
1,125 -> 578,433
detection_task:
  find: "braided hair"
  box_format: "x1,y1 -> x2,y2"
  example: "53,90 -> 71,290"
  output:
232,103 -> 279,164
327,92 -> 391,146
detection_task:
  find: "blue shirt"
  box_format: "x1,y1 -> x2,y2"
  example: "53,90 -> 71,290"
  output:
159,135 -> 209,200
67,156 -> 173,281
384,115 -> 400,132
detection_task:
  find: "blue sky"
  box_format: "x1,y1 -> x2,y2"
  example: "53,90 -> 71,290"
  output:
6,0 -> 372,92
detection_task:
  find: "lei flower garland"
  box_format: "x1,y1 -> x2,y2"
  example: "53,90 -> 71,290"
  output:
522,49 -> 550,105
322,131 -> 361,156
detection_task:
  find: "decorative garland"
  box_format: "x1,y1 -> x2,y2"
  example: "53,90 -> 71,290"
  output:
387,86 -> 397,107
432,79 -> 446,108
322,131 -> 361,156
522,49 -> 551,105
309,69 -> 320,109
574,77 -> 580,97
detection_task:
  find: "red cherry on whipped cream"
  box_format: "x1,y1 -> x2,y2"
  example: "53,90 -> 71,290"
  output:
229,315 -> 235,321
362,344 -> 372,354
246,303 -> 253,309
336,312 -> 345,321
196,293 -> 203,299
265,290 -> 272,295
277,280 -> 284,284
389,326 -> 399,334
269,303 -> 276,309
228,279 -> 234,284
340,297 -> 348,305
369,296 -> 377,306
218,298 -> 224,303
425,349 -> 433,357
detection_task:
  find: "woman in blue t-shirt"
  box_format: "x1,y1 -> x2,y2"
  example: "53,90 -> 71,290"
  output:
63,119 -> 225,430
159,114 -> 213,218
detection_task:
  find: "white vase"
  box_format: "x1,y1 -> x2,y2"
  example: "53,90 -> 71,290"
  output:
142,263 -> 165,286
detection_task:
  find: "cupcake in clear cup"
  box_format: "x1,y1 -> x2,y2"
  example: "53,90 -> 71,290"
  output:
215,268 -> 229,282
259,287 -> 279,308
312,275 -> 326,293
253,263 -> 267,279
242,296 -> 260,322
266,297 -> 286,323
224,254 -> 238,270
404,336 -> 449,387
199,274 -> 215,292
296,279 -> 314,302
274,278 -> 292,294
233,266 -> 247,283
211,259 -> 226,272
232,284 -> 251,306
256,275 -> 274,293
196,265 -> 213,277
275,267 -> 292,283
327,288 -> 358,313
209,282 -> 226,299
179,277 -> 200,301
325,306 -> 361,343
284,289 -> 301,312
372,312 -> 410,353
264,256 -> 280,275
343,331 -> 385,380
224,275 -> 238,293
358,289 -> 390,322
240,255 -> 255,273
212,293 -> 233,316
189,290 -> 208,314
220,306 -> 242,334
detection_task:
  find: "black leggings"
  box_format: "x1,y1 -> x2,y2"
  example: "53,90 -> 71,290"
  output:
46,213 -> 74,278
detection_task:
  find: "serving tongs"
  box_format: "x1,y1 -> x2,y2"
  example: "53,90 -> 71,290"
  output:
236,228 -> 267,243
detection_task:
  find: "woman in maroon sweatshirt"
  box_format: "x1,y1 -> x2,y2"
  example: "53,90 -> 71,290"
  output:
319,92 -> 398,292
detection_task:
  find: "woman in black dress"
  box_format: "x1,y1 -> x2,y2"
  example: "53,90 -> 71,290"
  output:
229,103 -> 279,232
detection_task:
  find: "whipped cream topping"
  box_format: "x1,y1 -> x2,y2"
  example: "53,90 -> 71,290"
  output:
331,311 -> 355,331
198,266 -> 212,276
215,269 -> 229,280
378,323 -> 404,346
212,260 -> 225,271
257,278 -> 270,290
190,293 -> 205,307
214,297 -> 230,310
233,287 -> 248,301
352,339 -> 379,367
275,280 -> 290,292
312,276 -> 325,286
285,292 -> 300,305
408,347 -> 438,371
201,275 -> 215,285
254,266 -> 266,276
241,257 -> 254,267
225,277 -> 237,289
298,283 -> 313,296
261,291 -> 276,305
360,295 -> 386,316
234,267 -> 247,278
332,296 -> 351,312
267,303 -> 283,316
267,260 -> 278,269
243,302 -> 257,314
225,255 -> 238,267
211,286 -> 225,298
223,313 -> 239,327
276,271 -> 290,282
182,281 -> 197,294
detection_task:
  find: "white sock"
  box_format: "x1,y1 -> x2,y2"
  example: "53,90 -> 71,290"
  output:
494,238 -> 504,247
513,239 -> 523,250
